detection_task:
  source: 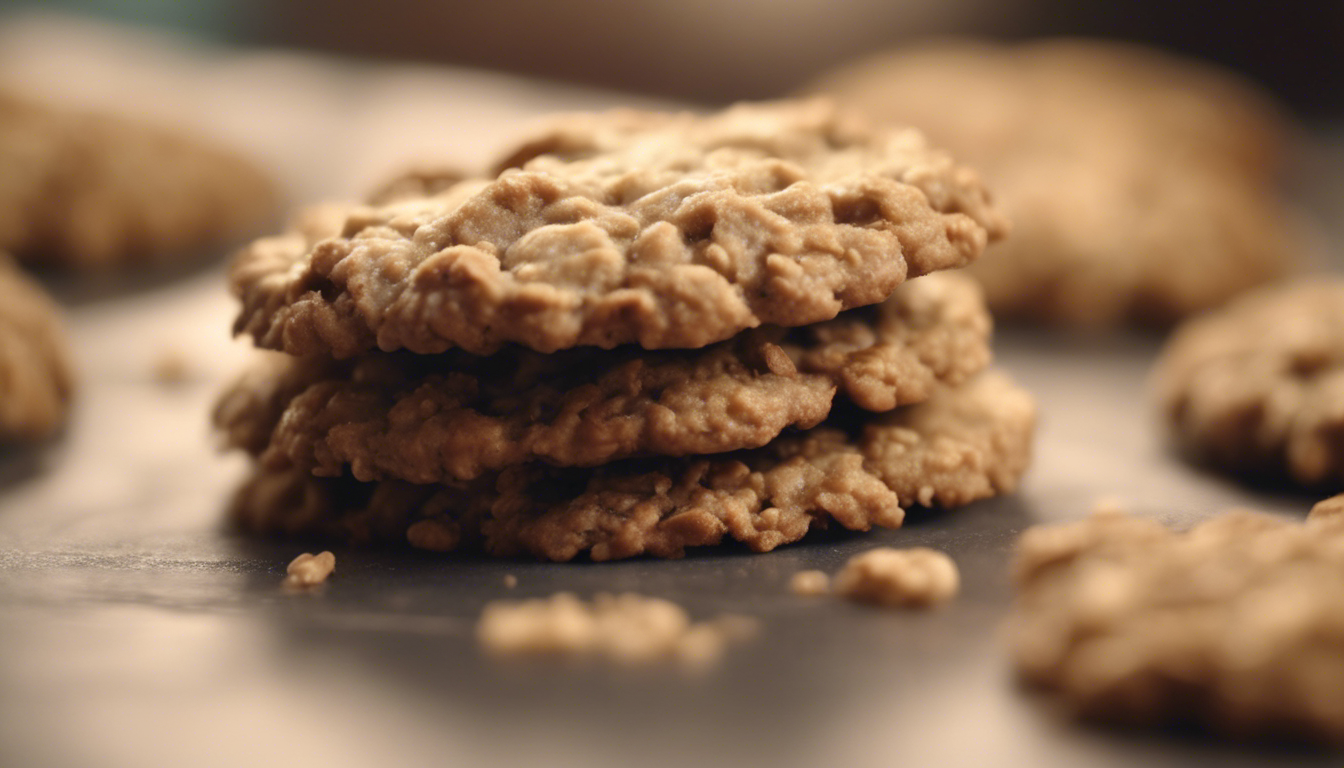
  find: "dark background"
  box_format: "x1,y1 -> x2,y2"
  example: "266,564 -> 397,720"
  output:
15,0 -> 1339,117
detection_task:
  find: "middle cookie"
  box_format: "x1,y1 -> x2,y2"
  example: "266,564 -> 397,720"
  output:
216,271 -> 991,484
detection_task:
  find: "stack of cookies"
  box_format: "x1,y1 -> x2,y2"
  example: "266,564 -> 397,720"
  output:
215,100 -> 1036,561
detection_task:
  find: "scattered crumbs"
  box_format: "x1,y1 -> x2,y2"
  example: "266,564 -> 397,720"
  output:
503,574 -> 518,589
151,347 -> 192,385
833,547 -> 959,608
283,551 -> 335,590
789,569 -> 831,597
476,592 -> 756,668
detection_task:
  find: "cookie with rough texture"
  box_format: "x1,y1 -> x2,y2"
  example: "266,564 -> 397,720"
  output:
0,255 -> 73,440
228,371 -> 1035,561
1152,279 -> 1344,489
806,40 -> 1300,327
230,99 -> 1007,358
215,272 -> 992,483
0,89 -> 277,269
1008,507 -> 1344,744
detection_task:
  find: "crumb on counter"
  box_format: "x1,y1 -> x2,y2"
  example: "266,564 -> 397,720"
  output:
833,547 -> 959,608
283,551 -> 335,589
151,347 -> 191,385
1089,495 -> 1128,516
789,569 -> 831,597
1310,493 -> 1344,526
476,592 -> 756,668
503,574 -> 518,589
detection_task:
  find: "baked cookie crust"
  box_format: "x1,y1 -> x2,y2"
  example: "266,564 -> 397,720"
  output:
215,272 -> 992,483
229,100 -> 1006,358
228,372 -> 1035,561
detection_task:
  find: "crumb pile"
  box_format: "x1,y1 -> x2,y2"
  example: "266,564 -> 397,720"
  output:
216,99 -> 1036,561
0,89 -> 276,269
806,40 -> 1302,327
1008,503 -> 1344,743
476,592 -> 757,667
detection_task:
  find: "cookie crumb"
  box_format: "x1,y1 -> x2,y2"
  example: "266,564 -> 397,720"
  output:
789,569 -> 831,596
1309,493 -> 1344,529
283,551 -> 335,589
476,592 -> 754,667
833,547 -> 959,608
503,574 -> 518,589
1089,496 -> 1128,516
151,348 -> 191,385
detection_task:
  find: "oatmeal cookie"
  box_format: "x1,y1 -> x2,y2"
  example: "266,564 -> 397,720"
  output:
215,272 -> 992,483
228,371 -> 1035,561
0,89 -> 276,269
805,40 -> 1299,327
230,99 -> 1007,358
0,255 -> 73,440
1152,279 -> 1344,488
1008,508 -> 1344,743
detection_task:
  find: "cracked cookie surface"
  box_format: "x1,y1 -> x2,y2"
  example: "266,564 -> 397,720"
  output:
228,371 -> 1035,561
215,272 -> 992,482
229,99 -> 1006,357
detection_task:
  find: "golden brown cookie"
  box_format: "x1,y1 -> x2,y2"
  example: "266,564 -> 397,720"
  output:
215,272 -> 992,483
229,99 -> 1007,358
0,255 -> 73,440
0,89 -> 276,269
1152,279 -> 1344,488
805,39 -> 1300,327
228,371 -> 1035,561
1008,507 -> 1344,744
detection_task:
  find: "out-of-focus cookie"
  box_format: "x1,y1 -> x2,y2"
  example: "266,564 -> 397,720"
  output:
230,99 -> 1007,358
1008,507 -> 1344,744
228,371 -> 1036,562
0,255 -> 73,440
215,271 -> 993,483
805,39 -> 1301,327
0,89 -> 276,269
1152,279 -> 1344,489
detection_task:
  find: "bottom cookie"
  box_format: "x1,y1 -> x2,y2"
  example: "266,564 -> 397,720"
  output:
229,371 -> 1035,561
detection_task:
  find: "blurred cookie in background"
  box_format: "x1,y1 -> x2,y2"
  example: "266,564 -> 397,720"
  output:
1152,279 -> 1344,491
804,39 -> 1308,328
0,88 -> 278,270
0,253 -> 73,441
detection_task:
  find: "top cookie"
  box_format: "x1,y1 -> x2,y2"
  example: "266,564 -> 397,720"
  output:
0,89 -> 277,269
0,254 -> 73,440
230,99 -> 1006,357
